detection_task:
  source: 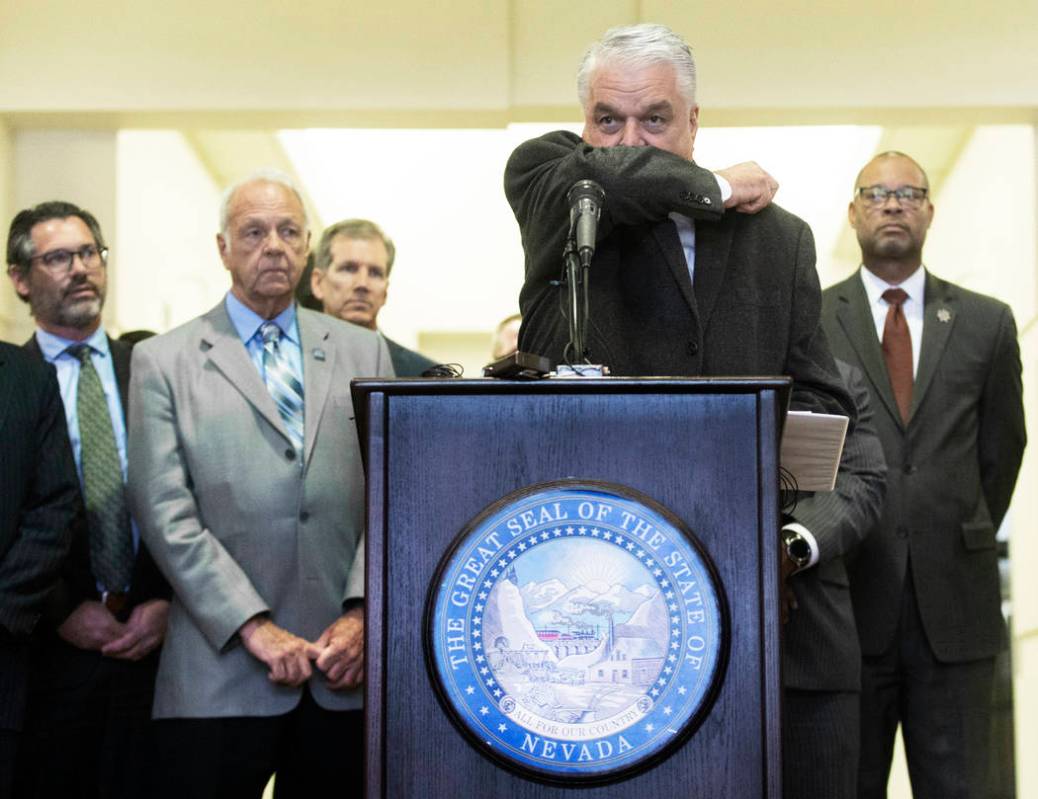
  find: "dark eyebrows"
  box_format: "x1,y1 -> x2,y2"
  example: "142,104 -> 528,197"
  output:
591,100 -> 674,119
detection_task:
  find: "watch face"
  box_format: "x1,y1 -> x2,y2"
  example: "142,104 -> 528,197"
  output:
785,534 -> 810,564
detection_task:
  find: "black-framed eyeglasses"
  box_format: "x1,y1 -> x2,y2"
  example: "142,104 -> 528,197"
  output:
856,185 -> 929,208
29,245 -> 109,273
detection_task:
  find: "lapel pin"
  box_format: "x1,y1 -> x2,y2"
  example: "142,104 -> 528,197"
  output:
937,308 -> 951,323
312,348 -> 326,361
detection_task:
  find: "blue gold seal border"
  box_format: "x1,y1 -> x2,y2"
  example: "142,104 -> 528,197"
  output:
424,480 -> 729,786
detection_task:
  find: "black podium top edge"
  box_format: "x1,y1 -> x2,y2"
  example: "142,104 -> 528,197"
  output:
350,376 -> 792,457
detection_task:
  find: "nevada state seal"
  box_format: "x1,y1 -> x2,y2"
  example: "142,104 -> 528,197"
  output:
425,481 -> 728,784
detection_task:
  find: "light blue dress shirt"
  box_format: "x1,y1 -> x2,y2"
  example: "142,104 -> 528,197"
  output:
35,325 -> 140,560
224,291 -> 305,395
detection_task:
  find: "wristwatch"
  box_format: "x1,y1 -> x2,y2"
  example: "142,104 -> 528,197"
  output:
782,528 -> 811,571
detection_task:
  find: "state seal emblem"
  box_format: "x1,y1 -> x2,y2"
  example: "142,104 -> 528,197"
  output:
425,481 -> 728,784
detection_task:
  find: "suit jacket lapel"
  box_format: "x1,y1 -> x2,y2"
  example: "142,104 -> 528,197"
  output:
690,218 -> 734,333
199,303 -> 288,440
835,274 -> 904,428
108,337 -> 131,412
651,219 -> 698,318
911,272 -> 956,418
298,310 -> 335,467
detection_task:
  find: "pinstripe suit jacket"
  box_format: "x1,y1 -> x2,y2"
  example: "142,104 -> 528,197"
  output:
128,302 -> 393,718
822,270 -> 1025,662
0,343 -> 79,730
784,360 -> 886,692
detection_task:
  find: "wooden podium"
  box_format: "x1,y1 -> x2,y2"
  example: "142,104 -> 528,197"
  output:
352,377 -> 790,798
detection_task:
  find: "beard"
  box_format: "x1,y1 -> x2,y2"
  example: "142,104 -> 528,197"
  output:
31,276 -> 105,331
56,294 -> 104,328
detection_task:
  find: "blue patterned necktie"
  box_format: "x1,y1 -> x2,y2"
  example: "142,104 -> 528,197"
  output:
69,344 -> 134,592
260,322 -> 305,455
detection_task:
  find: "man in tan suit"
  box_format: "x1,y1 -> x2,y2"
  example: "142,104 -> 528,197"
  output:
127,171 -> 393,797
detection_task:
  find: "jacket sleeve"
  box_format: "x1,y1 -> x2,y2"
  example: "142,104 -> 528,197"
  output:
790,361 -> 886,564
977,304 -> 1026,529
504,130 -> 725,291
0,362 -> 80,636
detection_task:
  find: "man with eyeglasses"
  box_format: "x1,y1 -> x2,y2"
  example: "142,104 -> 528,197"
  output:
5,200 -> 171,797
822,152 -> 1026,798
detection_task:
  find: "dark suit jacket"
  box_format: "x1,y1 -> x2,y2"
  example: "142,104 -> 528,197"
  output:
24,334 -> 170,625
505,131 -> 854,419
0,343 -> 79,729
384,335 -> 436,377
784,360 -> 886,692
822,270 -> 1025,662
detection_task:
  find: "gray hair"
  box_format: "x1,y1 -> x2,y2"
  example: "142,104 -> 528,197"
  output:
577,23 -> 697,109
219,168 -> 309,235
314,218 -> 396,276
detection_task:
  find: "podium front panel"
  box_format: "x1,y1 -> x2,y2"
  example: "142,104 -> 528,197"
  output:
357,380 -> 785,798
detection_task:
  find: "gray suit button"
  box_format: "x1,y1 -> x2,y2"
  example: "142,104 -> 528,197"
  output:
285,448 -> 296,461
299,510 -> 310,522
687,341 -> 699,356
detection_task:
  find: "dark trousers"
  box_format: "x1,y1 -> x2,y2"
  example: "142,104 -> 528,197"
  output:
15,642 -> 160,799
154,686 -> 363,799
783,689 -> 859,799
0,730 -> 17,799
859,575 -> 995,799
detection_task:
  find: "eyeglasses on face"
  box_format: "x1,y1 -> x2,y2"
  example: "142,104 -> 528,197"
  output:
856,185 -> 929,208
29,244 -> 109,273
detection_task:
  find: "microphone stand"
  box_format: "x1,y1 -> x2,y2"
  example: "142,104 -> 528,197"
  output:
563,235 -> 584,362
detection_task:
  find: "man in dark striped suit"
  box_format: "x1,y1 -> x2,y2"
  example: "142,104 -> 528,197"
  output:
0,342 -> 80,799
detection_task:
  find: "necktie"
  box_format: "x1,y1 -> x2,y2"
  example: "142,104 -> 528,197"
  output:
69,344 -> 134,592
260,322 -> 305,455
881,288 -> 913,423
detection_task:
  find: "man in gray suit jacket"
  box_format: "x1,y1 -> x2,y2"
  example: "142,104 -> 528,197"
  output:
127,172 -> 394,797
822,151 -> 1026,799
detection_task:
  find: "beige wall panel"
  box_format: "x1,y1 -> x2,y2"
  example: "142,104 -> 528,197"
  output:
644,1 -> 1038,110
510,0 -> 638,108
2,2 -> 1038,119
0,0 -> 510,112
5,130 -> 117,342
0,120 -> 16,338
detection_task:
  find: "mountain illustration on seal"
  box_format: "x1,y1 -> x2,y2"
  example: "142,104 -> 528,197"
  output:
482,542 -> 670,731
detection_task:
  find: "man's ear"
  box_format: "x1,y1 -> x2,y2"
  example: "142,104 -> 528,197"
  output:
310,266 -> 325,302
216,233 -> 230,270
8,267 -> 31,302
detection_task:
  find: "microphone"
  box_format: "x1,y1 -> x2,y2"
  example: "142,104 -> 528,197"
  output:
567,180 -> 606,267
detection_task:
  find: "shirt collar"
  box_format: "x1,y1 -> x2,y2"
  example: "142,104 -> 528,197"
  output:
859,263 -> 926,307
35,324 -> 110,363
224,291 -> 299,346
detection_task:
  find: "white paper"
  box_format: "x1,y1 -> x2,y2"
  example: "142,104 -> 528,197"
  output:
779,411 -> 849,492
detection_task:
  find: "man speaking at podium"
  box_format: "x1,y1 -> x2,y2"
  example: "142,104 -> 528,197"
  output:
504,23 -> 868,798
505,23 -> 851,419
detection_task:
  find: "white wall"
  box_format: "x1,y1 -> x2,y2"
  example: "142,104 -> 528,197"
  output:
114,131 -> 226,334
